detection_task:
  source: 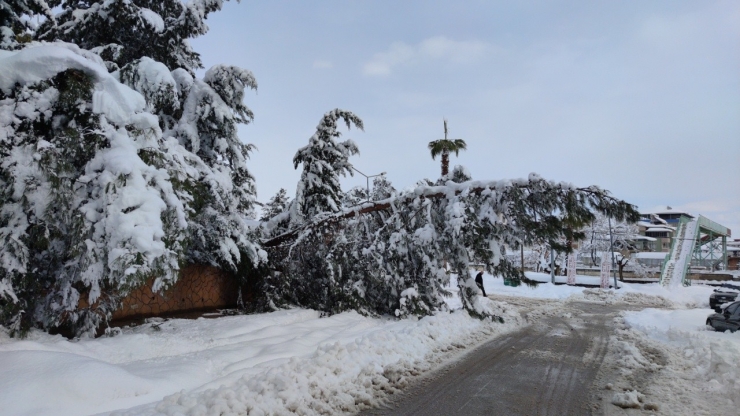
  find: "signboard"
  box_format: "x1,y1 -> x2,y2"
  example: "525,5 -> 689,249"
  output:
566,252 -> 577,285
600,251 -> 611,289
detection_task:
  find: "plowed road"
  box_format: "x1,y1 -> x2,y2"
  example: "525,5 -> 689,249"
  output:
361,300 -> 638,416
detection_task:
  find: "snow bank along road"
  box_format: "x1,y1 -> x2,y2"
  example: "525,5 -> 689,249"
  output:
2,277 -> 729,415
0,298 -> 521,416
361,296 -> 665,416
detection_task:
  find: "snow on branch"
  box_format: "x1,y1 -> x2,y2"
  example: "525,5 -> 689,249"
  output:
263,174 -> 639,248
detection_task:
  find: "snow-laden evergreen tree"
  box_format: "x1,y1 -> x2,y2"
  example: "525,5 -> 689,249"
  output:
291,109 -> 363,224
37,0 -> 235,73
370,174 -> 395,201
342,174 -> 393,207
258,188 -> 291,240
343,186 -> 368,207
264,173 -> 639,320
172,64 -> 263,271
0,2 -> 264,336
0,0 -> 55,49
260,188 -> 289,222
0,43 -> 192,336
34,0 -> 265,274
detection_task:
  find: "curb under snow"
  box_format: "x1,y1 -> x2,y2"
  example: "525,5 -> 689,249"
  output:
121,301 -> 522,416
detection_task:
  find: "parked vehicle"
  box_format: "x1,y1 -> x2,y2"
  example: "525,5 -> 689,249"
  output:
706,301 -> 740,332
709,284 -> 740,311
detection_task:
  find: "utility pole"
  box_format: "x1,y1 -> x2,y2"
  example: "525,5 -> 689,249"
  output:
521,244 -> 525,278
608,216 -> 618,289
550,246 -> 555,283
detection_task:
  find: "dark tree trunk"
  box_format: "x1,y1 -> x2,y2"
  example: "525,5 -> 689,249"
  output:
618,260 -> 627,281
441,152 -> 449,176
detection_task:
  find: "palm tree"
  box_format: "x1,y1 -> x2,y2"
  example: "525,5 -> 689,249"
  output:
428,119 -> 467,177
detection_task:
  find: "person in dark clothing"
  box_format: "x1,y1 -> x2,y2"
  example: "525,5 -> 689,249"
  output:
475,271 -> 486,297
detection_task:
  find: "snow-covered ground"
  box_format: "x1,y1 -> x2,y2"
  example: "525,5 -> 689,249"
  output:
0,272 -> 728,415
479,271 -> 712,307
616,307 -> 740,413
0,281 -> 522,416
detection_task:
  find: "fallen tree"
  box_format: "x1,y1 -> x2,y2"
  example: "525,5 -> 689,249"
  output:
259,173 -> 640,319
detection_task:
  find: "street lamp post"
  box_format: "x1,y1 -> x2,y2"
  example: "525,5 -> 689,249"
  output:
351,167 -> 386,201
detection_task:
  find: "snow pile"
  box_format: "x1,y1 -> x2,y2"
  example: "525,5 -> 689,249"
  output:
610,389 -> 645,409
0,43 -> 145,124
624,308 -> 740,406
611,336 -> 662,376
138,311 -> 521,416
0,306 -> 522,415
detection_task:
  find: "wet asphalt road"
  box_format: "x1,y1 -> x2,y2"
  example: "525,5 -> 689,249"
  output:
360,301 -> 630,416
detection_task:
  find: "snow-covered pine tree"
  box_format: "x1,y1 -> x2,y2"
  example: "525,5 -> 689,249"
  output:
0,44 -> 189,336
291,109 -> 363,224
36,0 -> 265,274
257,188 -> 292,242
173,64 -> 264,272
260,188 -> 289,222
343,186 -> 368,207
37,0 -> 236,73
370,174 -> 395,201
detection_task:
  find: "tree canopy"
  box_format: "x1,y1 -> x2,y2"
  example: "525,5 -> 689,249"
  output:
428,119 -> 467,177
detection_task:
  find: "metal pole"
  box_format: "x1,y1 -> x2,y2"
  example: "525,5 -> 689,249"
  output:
608,216 -> 617,289
550,246 -> 555,283
521,244 -> 525,278
351,167 -> 386,202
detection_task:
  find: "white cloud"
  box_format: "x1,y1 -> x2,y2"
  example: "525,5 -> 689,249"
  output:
313,60 -> 333,69
363,36 -> 488,76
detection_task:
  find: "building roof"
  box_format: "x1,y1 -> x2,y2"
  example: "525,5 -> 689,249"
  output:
641,211 -> 694,218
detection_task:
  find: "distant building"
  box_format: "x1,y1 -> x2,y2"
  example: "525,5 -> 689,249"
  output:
728,239 -> 740,271
637,211 -> 695,252
638,209 -> 732,273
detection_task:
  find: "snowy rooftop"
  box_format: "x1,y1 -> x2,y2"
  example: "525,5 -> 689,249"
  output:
645,226 -> 674,232
632,252 -> 669,259
641,211 -> 694,218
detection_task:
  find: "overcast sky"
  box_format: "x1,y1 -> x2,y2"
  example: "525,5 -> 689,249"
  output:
191,0 -> 739,235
